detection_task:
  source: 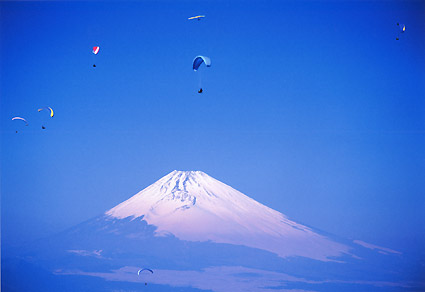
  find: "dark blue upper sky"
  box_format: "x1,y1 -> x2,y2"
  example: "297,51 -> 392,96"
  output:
1,0 -> 424,254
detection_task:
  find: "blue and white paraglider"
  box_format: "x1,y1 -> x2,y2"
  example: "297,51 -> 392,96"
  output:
137,268 -> 153,285
193,55 -> 211,93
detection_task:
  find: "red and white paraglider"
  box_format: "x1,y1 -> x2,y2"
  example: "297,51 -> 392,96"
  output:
93,46 -> 100,54
92,46 -> 100,67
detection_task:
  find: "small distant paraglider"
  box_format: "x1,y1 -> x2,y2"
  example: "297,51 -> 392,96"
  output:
38,107 -> 54,118
12,117 -> 29,133
38,106 -> 54,129
92,46 -> 100,67
193,55 -> 211,93
193,56 -> 211,71
188,15 -> 205,21
12,117 -> 29,125
138,268 -> 153,285
396,23 -> 405,40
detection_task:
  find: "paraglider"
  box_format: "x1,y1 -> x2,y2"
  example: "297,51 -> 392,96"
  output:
193,55 -> 211,71
38,106 -> 54,129
137,268 -> 153,276
38,107 -> 54,118
12,117 -> 29,133
193,55 -> 211,93
92,46 -> 99,67
396,23 -> 405,40
137,268 -> 153,285
188,15 -> 205,21
12,117 -> 29,125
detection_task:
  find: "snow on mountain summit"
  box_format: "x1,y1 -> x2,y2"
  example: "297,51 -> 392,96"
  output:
106,170 -> 351,261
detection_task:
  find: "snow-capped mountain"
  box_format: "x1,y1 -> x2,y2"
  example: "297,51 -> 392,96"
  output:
106,170 -> 350,261
5,170 -> 416,292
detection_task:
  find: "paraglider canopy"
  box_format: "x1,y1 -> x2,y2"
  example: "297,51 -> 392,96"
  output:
38,107 -> 54,118
93,46 -> 100,54
193,56 -> 211,71
137,268 -> 153,276
188,15 -> 205,20
12,117 -> 29,126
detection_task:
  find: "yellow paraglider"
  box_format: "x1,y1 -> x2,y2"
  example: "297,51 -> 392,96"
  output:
396,23 -> 405,40
38,107 -> 54,130
38,107 -> 54,118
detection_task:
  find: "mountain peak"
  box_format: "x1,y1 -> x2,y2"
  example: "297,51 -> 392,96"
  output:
164,170 -> 208,188
171,170 -> 203,174
105,171 -> 351,261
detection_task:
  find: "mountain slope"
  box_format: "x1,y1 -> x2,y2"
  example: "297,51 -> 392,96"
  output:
106,170 -> 350,261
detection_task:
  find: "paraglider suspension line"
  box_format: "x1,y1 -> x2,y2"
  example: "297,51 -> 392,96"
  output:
198,70 -> 203,90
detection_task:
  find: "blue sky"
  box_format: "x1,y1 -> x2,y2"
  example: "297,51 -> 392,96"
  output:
1,0 -> 424,254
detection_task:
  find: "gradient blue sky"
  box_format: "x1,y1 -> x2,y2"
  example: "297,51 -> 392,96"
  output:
1,0 -> 424,254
